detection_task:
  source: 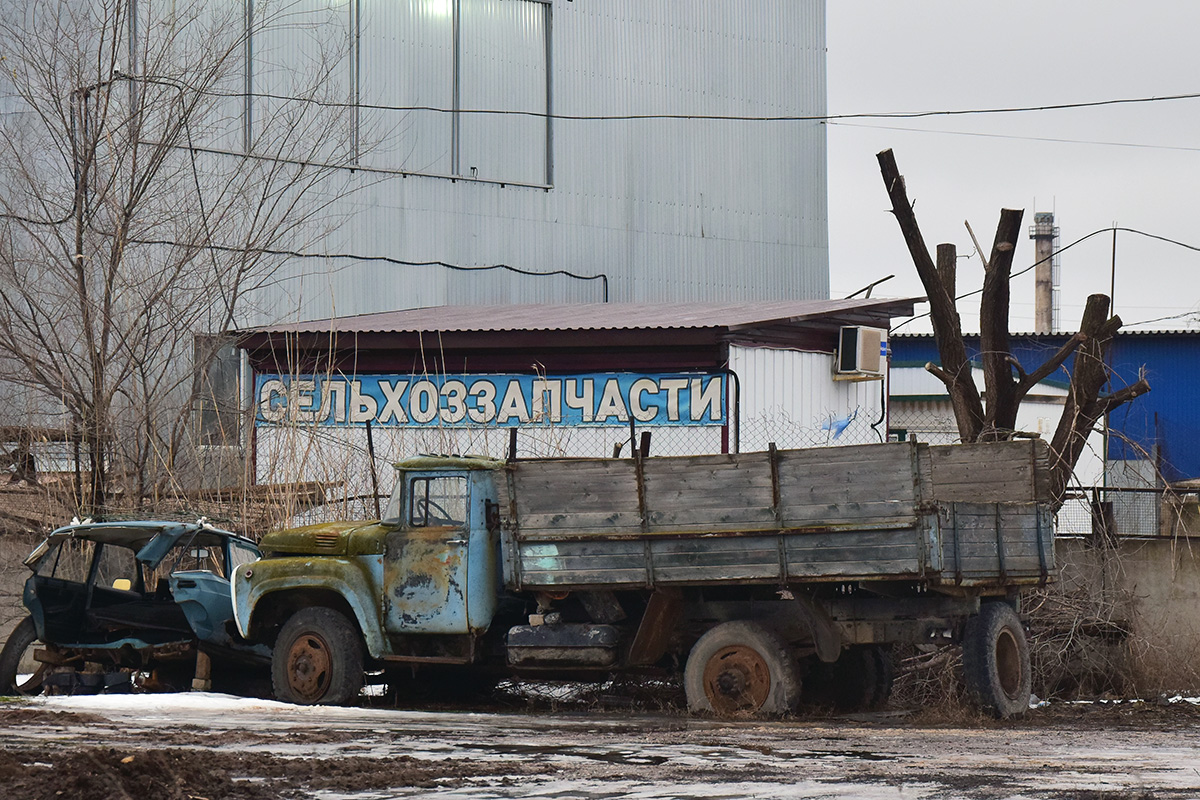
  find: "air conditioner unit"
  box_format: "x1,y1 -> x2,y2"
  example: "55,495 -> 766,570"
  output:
835,326 -> 888,381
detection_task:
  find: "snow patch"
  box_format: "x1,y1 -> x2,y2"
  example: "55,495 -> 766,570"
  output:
36,692 -> 305,715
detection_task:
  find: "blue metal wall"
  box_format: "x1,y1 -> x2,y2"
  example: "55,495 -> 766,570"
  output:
891,333 -> 1200,482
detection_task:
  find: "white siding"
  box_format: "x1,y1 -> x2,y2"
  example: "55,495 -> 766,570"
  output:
730,344 -> 886,452
238,0 -> 828,324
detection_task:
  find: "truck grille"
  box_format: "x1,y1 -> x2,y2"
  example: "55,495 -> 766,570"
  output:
314,532 -> 340,549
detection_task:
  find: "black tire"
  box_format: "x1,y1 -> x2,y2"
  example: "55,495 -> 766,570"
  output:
0,616 -> 47,696
271,608 -> 364,705
805,645 -> 892,712
870,645 -> 895,710
962,602 -> 1031,719
684,620 -> 801,718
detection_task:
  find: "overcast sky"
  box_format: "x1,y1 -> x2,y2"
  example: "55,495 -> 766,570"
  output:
826,2 -> 1200,334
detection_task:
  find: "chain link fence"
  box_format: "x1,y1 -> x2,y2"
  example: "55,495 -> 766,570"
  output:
887,403 -> 961,446
254,422 -> 730,525
738,411 -> 888,451
254,409 -> 899,525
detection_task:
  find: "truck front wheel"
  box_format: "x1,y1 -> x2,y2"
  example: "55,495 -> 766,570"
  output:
962,602 -> 1031,718
272,608 -> 364,705
684,620 -> 800,718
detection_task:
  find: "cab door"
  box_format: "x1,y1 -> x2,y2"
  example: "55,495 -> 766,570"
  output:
382,472 -> 472,634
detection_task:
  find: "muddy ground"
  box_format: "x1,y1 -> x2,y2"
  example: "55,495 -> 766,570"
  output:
3,695 -> 1200,799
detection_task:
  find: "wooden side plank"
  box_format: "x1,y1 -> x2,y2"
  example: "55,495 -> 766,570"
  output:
643,452 -> 774,532
514,511 -> 645,535
504,443 -> 1051,591
927,440 -> 1050,503
514,524 -> 931,588
931,501 -> 1052,586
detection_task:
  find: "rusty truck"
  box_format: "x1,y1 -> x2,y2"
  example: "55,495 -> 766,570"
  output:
232,438 -> 1055,718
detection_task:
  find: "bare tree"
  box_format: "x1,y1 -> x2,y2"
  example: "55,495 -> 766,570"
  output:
877,148 -> 1150,505
0,0 -> 359,514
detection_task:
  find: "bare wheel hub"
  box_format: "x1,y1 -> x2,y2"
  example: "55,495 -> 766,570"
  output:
702,645 -> 771,715
287,632 -> 333,702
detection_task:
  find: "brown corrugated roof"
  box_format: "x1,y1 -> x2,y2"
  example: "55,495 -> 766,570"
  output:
242,297 -> 921,336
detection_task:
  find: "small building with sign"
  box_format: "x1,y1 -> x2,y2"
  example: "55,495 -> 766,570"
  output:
231,299 -> 915,513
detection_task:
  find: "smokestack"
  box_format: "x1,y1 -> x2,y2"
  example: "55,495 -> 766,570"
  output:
1029,212 -> 1058,334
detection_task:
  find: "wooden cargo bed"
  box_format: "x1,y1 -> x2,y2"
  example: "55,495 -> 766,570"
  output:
501,440 -> 1055,592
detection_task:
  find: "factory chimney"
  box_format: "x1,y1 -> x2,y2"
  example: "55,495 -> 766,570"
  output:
1028,212 -> 1059,334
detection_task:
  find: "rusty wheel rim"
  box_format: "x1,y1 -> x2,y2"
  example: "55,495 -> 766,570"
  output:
996,628 -> 1022,700
702,645 -> 771,716
287,632 -> 333,703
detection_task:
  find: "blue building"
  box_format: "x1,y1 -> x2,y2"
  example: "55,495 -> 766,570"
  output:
890,331 -> 1200,484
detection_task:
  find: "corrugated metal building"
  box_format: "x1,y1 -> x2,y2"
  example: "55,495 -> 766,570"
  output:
237,0 -> 829,323
238,298 -> 913,509
891,332 -> 1200,483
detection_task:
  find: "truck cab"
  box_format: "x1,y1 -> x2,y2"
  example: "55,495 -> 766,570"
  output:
379,460 -> 501,636
232,455 -> 505,704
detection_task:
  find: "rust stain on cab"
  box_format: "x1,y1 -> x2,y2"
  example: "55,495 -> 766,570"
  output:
383,526 -> 466,630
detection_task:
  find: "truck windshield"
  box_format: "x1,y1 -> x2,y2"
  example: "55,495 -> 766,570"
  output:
408,476 -> 468,527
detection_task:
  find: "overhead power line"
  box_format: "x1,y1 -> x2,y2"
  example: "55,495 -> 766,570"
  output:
892,226 -> 1200,333
129,72 -> 1200,123
126,238 -> 611,302
827,121 -> 1200,153
1123,310 -> 1200,328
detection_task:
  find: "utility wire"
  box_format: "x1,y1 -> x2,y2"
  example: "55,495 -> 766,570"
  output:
1123,310 -> 1200,328
827,121 -> 1200,153
126,238 -> 610,302
892,226 -> 1200,333
123,72 -> 1200,122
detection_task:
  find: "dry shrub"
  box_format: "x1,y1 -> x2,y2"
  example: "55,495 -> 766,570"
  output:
1025,586 -> 1134,700
887,644 -> 971,718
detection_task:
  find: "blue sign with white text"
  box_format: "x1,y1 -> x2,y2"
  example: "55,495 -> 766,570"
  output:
255,373 -> 726,427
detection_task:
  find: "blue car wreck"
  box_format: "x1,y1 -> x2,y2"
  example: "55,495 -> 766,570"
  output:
0,520 -> 267,695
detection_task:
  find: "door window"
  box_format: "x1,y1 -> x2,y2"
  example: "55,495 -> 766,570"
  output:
409,476 -> 468,527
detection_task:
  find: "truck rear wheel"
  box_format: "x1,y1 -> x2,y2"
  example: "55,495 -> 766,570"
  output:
0,616 -> 47,696
962,602 -> 1031,718
684,620 -> 800,718
272,608 -> 364,705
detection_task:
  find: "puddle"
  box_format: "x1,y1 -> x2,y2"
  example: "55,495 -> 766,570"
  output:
457,741 -> 672,766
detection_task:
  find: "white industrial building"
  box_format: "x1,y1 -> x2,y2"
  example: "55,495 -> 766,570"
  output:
0,0 -> 873,502
231,0 -> 830,322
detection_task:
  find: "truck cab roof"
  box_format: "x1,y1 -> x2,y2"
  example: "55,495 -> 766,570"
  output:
393,454 -> 505,472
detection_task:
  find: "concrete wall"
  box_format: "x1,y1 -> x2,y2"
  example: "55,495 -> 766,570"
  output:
1054,535 -> 1200,694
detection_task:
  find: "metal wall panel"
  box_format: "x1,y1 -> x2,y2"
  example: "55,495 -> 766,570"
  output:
730,344 -> 885,451
241,0 -> 828,323
1107,334 -> 1199,481
459,0 -> 548,183
892,332 -> 1200,481
251,0 -> 351,161
358,0 -> 455,174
